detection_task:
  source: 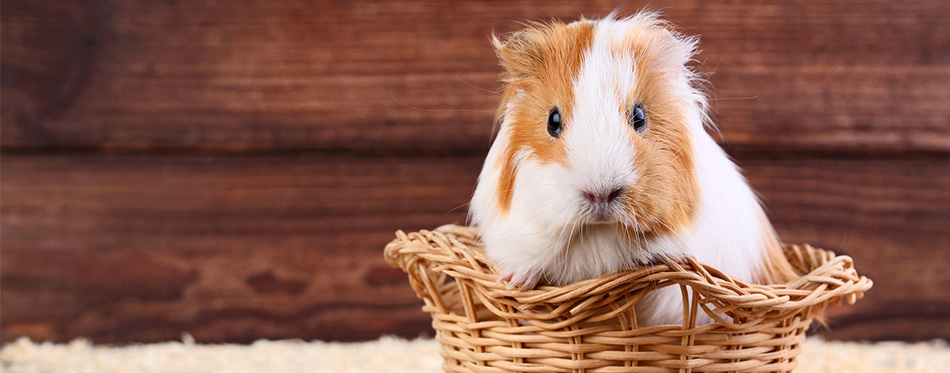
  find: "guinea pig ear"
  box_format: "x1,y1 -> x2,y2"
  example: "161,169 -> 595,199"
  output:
491,25 -> 552,79
651,26 -> 701,78
491,32 -> 525,74
668,30 -> 699,67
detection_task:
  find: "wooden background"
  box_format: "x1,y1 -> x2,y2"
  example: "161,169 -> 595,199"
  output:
2,0 -> 948,344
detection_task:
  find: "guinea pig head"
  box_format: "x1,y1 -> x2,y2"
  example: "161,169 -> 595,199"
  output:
482,13 -> 708,240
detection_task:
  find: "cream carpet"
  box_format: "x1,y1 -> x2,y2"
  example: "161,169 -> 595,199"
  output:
2,336 -> 948,372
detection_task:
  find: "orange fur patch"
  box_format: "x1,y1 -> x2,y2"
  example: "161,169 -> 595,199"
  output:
755,211 -> 824,322
493,20 -> 594,214
755,212 -> 800,285
613,20 -> 700,238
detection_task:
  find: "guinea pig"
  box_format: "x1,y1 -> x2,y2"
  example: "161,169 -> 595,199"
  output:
468,12 -> 799,326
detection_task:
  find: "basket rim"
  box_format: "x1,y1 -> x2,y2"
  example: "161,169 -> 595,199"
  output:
385,224 -> 872,323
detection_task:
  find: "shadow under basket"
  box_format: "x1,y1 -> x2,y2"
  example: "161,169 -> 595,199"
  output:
384,225 -> 873,373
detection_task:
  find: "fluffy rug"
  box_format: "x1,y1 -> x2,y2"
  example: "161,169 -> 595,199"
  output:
2,336 -> 948,372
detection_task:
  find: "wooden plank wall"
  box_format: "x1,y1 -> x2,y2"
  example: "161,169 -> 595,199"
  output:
2,0 -> 948,343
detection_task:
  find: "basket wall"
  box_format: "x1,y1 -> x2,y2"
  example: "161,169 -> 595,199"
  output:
385,225 -> 871,373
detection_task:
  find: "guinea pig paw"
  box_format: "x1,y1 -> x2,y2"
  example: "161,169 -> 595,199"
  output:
499,271 -> 540,291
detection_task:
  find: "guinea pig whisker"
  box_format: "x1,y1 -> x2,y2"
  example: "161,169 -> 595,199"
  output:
637,191 -> 698,207
578,224 -> 590,268
456,76 -> 503,96
457,187 -> 512,206
627,201 -> 646,252
635,185 -> 726,243
636,186 -> 729,245
633,183 -> 697,199
620,220 -> 641,254
707,96 -> 758,101
444,202 -> 471,216
649,214 -> 691,250
550,220 -> 579,283
636,168 -> 699,179
445,185 -> 527,217
630,200 -> 661,290
641,188 -> 724,237
638,166 -> 739,180
639,146 -> 664,162
633,176 -> 753,239
558,222 -> 573,254
554,219 -> 576,259
389,92 -> 496,113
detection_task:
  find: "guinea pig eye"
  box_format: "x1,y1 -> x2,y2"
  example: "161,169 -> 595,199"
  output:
547,109 -> 562,138
629,104 -> 647,133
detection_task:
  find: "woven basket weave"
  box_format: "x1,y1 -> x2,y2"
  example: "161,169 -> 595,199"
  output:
384,225 -> 872,373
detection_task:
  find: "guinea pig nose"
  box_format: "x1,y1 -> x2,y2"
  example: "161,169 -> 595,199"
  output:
584,187 -> 624,204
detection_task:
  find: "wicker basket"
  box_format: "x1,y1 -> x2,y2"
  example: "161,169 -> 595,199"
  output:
384,225 -> 872,373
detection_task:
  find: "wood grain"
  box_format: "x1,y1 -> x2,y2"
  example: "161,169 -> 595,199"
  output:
744,156 -> 950,341
2,154 -> 947,343
2,0 -> 946,345
2,0 -> 948,154
0,154 -> 479,343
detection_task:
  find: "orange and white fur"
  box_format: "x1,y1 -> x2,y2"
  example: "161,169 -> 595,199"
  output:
469,12 -> 797,326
